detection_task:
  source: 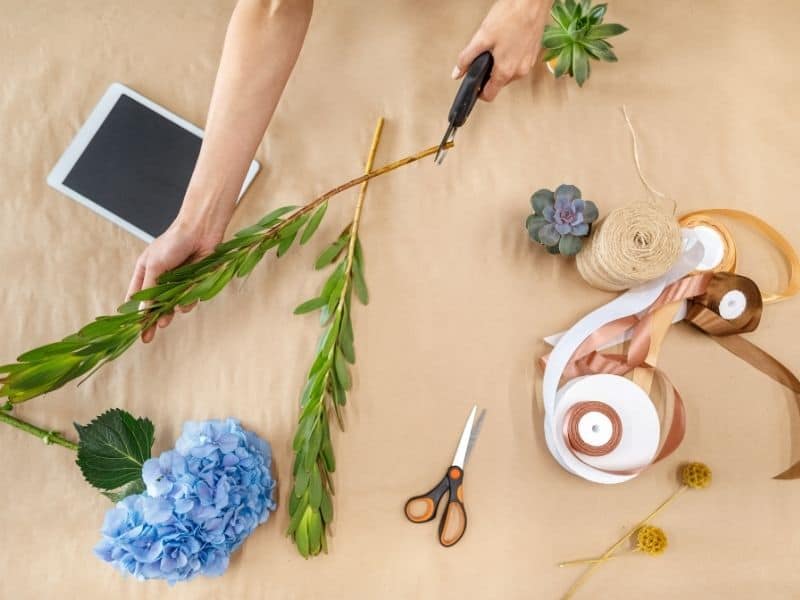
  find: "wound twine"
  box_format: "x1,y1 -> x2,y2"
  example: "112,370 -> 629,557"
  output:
576,108 -> 683,292
576,202 -> 683,291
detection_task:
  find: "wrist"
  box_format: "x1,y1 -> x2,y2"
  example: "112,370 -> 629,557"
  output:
175,187 -> 235,242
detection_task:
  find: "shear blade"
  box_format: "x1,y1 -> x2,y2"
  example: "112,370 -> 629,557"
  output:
434,124 -> 456,165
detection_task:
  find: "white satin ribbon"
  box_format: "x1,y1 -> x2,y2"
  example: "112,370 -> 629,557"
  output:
542,230 -> 705,484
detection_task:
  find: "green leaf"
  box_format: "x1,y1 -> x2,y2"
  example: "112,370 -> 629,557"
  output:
583,200 -> 600,223
354,238 -> 365,268
541,47 -> 563,63
308,510 -> 322,555
286,494 -> 308,536
102,479 -> 146,503
564,0 -> 577,16
309,465 -> 323,509
8,355 -> 83,391
294,467 -> 310,496
16,341 -> 84,363
538,224 -> 560,247
301,203 -> 328,245
256,205 -> 297,228
589,3 -> 607,24
352,260 -> 368,305
334,349 -> 351,390
277,229 -> 298,257
304,425 -> 322,471
526,215 -> 547,243
530,189 -> 555,214
320,489 -> 333,524
586,23 -> 628,39
550,4 -> 571,29
74,409 -> 154,495
554,45 -> 573,78
339,312 -> 355,364
332,380 -> 347,407
321,437 -> 335,472
295,509 -> 311,557
582,39 -> 617,62
572,44 -> 590,86
293,414 -> 316,451
559,234 -> 583,256
315,237 -> 348,270
214,234 -> 262,254
542,29 -> 571,49
236,238 -> 276,277
294,297 -> 328,315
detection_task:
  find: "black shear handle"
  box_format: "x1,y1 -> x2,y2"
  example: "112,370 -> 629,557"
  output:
448,51 -> 494,128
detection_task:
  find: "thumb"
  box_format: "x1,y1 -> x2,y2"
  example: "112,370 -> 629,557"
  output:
453,35 -> 489,80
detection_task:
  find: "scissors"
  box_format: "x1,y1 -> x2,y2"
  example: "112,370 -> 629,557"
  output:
404,405 -> 486,547
434,51 -> 494,165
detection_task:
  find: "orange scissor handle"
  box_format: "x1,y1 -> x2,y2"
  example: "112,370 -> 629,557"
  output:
404,466 -> 468,547
438,467 -> 467,547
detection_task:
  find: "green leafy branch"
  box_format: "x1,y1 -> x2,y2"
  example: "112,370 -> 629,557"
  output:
0,140 -> 449,405
286,118 -> 382,557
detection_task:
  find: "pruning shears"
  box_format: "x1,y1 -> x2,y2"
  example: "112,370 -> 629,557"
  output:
434,51 -> 494,165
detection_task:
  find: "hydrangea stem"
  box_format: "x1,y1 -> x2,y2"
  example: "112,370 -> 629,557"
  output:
0,408 -> 78,451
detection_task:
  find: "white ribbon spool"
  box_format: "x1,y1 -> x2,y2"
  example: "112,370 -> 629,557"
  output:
541,231 -> 705,484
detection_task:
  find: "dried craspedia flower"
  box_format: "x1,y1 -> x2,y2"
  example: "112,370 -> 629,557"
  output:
636,525 -> 668,556
682,462 -> 712,489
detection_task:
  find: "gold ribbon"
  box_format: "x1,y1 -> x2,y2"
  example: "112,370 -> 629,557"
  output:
679,209 -> 800,304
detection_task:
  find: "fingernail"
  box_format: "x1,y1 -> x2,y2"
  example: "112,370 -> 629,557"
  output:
451,66 -> 461,79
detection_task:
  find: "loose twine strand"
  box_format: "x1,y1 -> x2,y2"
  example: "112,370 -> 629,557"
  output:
576,107 -> 682,292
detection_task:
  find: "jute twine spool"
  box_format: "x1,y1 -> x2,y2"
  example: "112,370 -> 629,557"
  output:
576,107 -> 683,291
576,201 -> 682,291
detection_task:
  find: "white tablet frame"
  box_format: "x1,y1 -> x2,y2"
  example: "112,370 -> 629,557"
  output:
47,82 -> 260,243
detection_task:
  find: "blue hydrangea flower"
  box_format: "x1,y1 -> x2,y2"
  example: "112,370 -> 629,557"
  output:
95,418 -> 276,583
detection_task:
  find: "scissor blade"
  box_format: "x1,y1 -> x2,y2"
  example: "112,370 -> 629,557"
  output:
451,405 -> 478,469
434,124 -> 456,165
463,408 -> 486,467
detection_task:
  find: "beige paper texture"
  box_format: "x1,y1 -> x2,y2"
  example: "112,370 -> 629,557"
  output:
1,1 -> 799,598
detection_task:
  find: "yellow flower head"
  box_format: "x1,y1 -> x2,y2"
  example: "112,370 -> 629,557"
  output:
636,525 -> 668,556
682,462 -> 712,489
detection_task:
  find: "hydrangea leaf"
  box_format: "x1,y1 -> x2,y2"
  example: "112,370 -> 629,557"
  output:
75,408 -> 154,497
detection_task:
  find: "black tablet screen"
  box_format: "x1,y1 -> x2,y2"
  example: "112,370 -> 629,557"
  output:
62,94 -> 201,238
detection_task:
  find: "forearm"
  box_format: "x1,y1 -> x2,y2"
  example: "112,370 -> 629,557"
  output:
178,0 -> 313,237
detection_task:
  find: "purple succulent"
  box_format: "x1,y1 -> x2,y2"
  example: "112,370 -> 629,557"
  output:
527,184 -> 599,256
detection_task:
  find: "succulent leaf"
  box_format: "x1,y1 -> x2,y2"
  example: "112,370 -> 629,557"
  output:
531,189 -> 555,214
559,235 -> 583,256
542,0 -> 626,86
538,224 -> 561,246
582,200 -> 599,223
554,45 -> 573,78
572,44 -> 590,86
586,23 -> 628,39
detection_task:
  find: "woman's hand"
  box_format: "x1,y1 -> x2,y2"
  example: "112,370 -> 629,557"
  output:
453,0 -> 549,101
126,207 -> 229,343
125,0 -> 313,343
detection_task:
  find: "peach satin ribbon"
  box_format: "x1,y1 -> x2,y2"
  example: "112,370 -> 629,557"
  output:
545,271 -> 800,479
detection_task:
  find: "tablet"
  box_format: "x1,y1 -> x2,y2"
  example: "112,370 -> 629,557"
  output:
47,82 -> 260,242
